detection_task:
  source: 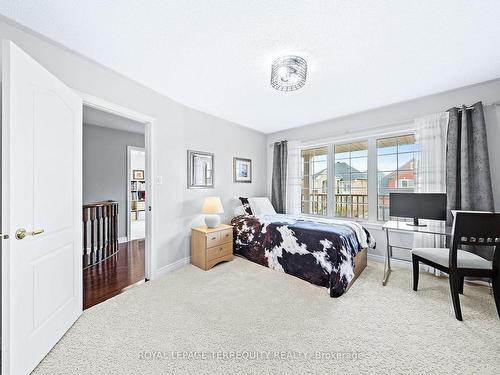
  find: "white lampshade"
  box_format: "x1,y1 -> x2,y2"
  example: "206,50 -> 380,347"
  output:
202,197 -> 224,214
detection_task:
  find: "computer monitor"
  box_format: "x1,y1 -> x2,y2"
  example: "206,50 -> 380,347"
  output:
389,193 -> 447,226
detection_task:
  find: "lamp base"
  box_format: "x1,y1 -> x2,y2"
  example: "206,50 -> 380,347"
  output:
204,214 -> 221,228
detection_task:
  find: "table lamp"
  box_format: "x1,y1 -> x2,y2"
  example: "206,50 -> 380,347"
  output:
202,196 -> 224,228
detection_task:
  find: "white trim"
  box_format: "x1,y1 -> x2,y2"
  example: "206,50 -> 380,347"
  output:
76,91 -> 155,124
127,146 -> 146,241
153,257 -> 191,279
368,253 -> 412,269
367,138 -> 378,223
77,91 -> 157,280
300,122 -> 415,149
326,144 -> 335,215
118,237 -> 128,244
368,253 -> 454,277
359,221 -> 384,231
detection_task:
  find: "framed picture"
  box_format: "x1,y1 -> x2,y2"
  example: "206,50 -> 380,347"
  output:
133,169 -> 145,180
233,157 -> 252,183
187,150 -> 214,188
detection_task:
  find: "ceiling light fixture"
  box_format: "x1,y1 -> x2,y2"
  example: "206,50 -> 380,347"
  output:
271,55 -> 307,92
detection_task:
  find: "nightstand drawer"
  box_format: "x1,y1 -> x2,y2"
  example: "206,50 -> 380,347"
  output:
206,253 -> 233,270
219,229 -> 233,244
206,229 -> 232,247
206,242 -> 232,262
206,231 -> 220,248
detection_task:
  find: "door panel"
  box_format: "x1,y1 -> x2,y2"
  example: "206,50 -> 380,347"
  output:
2,40 -> 82,375
34,90 -> 75,233
33,243 -> 75,328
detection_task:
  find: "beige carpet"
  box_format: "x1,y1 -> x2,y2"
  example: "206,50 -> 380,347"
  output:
34,258 -> 499,374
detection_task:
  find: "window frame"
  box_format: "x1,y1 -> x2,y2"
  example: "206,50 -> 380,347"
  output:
299,126 -> 416,224
300,146 -> 329,216
376,134 -> 421,221
332,141 -> 369,220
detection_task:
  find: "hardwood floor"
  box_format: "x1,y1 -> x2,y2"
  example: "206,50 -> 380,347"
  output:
83,239 -> 145,310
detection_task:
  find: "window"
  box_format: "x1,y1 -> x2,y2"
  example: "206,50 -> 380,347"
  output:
299,131 -> 418,222
301,147 -> 328,215
334,141 -> 368,219
377,135 -> 420,221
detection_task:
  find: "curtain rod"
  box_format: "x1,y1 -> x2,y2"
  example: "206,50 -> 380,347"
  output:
268,100 -> 500,146
457,100 -> 500,111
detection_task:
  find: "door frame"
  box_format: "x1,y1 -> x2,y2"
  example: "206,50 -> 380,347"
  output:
126,145 -> 146,241
78,91 -> 156,280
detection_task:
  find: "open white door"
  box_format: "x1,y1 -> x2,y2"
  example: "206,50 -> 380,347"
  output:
1,41 -> 82,374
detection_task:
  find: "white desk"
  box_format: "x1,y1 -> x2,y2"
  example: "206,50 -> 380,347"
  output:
381,220 -> 452,285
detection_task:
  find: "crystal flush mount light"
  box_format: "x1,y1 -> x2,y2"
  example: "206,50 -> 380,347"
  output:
271,55 -> 307,91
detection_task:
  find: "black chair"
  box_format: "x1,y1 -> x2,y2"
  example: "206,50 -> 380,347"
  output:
411,212 -> 500,321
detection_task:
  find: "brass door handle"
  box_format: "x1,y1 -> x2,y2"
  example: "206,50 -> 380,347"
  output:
15,228 -> 44,240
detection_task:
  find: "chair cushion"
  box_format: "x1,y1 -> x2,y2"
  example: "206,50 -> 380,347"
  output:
412,248 -> 492,270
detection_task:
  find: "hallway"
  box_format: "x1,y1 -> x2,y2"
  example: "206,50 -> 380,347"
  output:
83,239 -> 145,309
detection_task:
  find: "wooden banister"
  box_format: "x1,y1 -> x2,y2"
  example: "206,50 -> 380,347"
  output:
82,201 -> 119,269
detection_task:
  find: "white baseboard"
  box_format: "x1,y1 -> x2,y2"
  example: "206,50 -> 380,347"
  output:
153,256 -> 191,279
118,237 -> 128,244
368,253 -> 450,276
368,253 -> 412,269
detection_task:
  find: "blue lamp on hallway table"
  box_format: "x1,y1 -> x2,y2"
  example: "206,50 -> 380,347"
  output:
202,197 -> 224,228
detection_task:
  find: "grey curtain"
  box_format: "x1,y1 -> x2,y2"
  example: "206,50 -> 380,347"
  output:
271,141 -> 288,214
446,102 -> 494,259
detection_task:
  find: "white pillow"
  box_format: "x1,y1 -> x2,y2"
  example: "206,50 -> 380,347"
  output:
248,197 -> 276,215
233,205 -> 246,217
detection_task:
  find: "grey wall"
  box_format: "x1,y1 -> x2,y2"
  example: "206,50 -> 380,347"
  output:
83,124 -> 144,238
0,18 -> 268,276
267,79 -> 500,259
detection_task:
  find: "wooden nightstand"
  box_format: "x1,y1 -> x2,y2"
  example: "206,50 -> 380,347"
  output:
191,224 -> 233,270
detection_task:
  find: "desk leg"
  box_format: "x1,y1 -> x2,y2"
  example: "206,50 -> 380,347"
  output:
382,228 -> 391,286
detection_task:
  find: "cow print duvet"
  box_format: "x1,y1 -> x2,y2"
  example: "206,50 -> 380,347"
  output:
231,214 -> 375,297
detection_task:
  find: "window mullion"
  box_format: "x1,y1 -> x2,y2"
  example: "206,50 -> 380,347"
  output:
327,144 -> 335,217
367,138 -> 378,223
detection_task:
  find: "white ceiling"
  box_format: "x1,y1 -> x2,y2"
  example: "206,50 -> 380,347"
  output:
2,1 -> 500,134
83,106 -> 145,134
